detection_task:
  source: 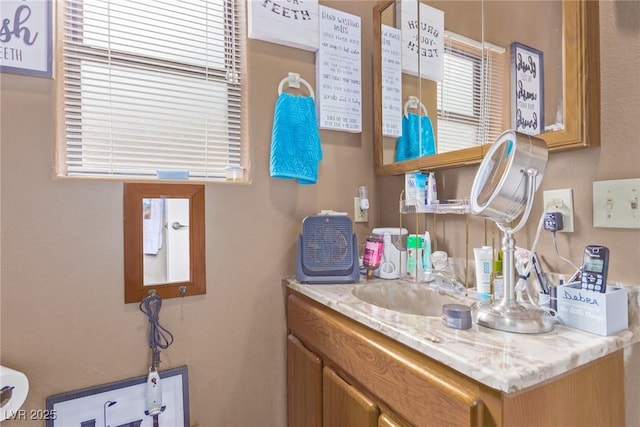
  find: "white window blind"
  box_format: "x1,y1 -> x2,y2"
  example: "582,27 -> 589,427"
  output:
57,0 -> 245,181
437,34 -> 506,153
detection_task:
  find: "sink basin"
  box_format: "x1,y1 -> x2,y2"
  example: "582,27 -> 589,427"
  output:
352,281 -> 470,317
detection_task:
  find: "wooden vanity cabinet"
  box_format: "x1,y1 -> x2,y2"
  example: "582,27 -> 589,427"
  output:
286,290 -> 625,427
287,334 -> 322,427
323,366 -> 379,427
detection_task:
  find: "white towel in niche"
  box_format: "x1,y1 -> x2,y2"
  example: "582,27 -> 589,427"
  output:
143,198 -> 165,255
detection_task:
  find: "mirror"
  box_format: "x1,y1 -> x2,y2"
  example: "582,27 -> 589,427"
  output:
124,183 -> 205,303
469,130 -> 554,333
373,0 -> 600,175
143,197 -> 190,285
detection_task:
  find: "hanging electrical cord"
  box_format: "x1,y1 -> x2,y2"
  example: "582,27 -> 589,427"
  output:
139,292 -> 174,424
551,231 -> 581,272
513,210 -> 556,310
139,292 -> 174,370
513,210 -> 547,291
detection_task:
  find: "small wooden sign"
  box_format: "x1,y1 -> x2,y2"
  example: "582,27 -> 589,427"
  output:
247,0 -> 319,51
0,0 -> 53,77
511,42 -> 544,135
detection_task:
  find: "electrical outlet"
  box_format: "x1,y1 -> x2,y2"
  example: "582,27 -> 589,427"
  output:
354,197 -> 368,223
543,189 -> 574,232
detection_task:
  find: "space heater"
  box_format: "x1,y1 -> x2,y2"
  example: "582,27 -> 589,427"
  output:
296,215 -> 360,284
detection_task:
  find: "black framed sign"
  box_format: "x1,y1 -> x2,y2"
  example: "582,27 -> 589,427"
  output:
511,42 -> 544,135
45,366 -> 189,427
0,0 -> 53,78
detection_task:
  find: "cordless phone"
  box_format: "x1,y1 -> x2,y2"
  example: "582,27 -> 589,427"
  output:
580,245 -> 610,293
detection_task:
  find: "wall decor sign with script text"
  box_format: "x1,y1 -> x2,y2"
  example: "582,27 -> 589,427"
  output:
248,0 -> 319,51
316,6 -> 361,132
381,24 -> 402,138
510,42 -> 544,135
0,0 -> 52,78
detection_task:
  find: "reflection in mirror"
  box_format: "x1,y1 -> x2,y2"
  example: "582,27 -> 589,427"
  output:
124,183 -> 205,303
374,0 -> 599,175
380,0 -> 496,166
143,198 -> 190,286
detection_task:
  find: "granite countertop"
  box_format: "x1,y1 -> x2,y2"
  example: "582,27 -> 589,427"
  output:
285,277 -> 640,395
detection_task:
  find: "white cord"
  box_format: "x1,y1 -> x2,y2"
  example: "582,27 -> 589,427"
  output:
551,231 -> 581,271
513,209 -> 547,292
513,201 -> 577,314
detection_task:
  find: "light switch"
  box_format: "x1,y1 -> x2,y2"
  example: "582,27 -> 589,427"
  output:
593,178 -> 640,229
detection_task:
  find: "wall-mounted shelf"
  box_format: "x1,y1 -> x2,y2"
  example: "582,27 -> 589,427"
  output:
399,199 -> 469,215
398,196 -> 471,287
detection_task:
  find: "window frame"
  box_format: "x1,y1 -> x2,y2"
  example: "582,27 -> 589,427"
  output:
54,0 -> 248,183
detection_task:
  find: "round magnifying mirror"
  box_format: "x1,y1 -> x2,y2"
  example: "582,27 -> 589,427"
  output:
470,130 -> 548,225
469,130 -> 554,334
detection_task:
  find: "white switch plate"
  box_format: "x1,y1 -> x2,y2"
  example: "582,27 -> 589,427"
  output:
543,188 -> 574,232
354,197 -> 368,223
593,178 -> 640,229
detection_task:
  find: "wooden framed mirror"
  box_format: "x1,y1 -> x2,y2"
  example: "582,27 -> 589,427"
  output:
373,0 -> 600,175
124,183 -> 205,303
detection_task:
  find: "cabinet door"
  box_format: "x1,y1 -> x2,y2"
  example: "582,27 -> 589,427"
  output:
288,334 -> 322,427
379,413 -> 407,427
323,366 -> 379,427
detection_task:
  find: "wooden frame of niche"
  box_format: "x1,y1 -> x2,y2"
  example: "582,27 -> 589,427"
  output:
123,183 -> 206,303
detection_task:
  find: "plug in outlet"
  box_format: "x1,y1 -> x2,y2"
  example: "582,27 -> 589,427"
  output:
543,189 -> 574,232
354,197 -> 368,223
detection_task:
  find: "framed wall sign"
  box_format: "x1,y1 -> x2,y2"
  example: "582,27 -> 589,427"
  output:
316,6 -> 362,132
247,0 -> 319,51
0,0 -> 53,78
396,0 -> 444,82
381,24 -> 403,138
511,42 -> 544,135
45,366 -> 189,427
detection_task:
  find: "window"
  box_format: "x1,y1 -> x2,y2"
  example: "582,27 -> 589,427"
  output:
437,34 -> 506,153
56,0 -> 245,181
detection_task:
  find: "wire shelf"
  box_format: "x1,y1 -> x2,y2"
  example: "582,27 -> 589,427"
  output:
399,199 -> 470,215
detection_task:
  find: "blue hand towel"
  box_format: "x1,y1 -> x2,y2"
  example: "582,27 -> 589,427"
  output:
394,113 -> 436,162
270,92 -> 322,185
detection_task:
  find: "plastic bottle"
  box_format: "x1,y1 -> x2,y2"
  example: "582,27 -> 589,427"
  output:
404,173 -> 417,206
474,246 -> 493,299
422,231 -> 432,271
363,236 -> 384,280
406,234 -> 424,281
492,251 -> 503,300
426,172 -> 438,205
415,173 -> 427,206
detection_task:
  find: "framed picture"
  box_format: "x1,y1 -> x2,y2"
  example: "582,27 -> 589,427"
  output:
511,42 -> 544,135
0,0 -> 53,78
247,0 -> 319,51
45,366 -> 189,427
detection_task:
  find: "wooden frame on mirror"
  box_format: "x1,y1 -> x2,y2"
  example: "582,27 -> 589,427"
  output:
373,0 -> 600,175
124,183 -> 205,303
